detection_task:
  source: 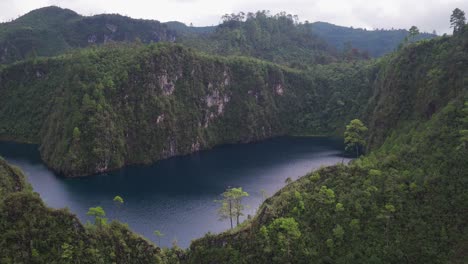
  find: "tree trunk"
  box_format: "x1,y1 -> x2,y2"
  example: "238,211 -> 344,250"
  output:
356,145 -> 359,158
229,200 -> 233,229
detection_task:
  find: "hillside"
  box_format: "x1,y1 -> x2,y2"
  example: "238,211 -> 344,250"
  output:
0,157 -> 185,263
0,8 -> 340,67
0,6 -> 176,64
176,11 -> 338,67
0,43 -> 373,177
310,21 -> 436,57
185,28 -> 468,264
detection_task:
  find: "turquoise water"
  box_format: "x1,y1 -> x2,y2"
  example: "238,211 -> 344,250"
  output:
0,136 -> 349,248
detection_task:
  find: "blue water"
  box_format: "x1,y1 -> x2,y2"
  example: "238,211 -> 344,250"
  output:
0,137 -> 349,248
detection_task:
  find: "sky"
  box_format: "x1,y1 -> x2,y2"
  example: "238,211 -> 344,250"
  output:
1,0 -> 467,34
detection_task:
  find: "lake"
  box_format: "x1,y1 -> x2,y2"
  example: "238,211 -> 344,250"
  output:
0,136 -> 349,248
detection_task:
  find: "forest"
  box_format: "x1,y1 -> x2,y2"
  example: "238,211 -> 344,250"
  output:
0,6 -> 467,264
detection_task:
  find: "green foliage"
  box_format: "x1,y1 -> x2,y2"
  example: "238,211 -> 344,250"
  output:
344,119 -> 368,157
185,30 -> 468,264
113,195 -> 124,204
217,187 -> 249,228
188,101 -> 468,263
0,6 -> 176,64
178,11 -> 335,67
87,206 -> 107,227
0,42 -> 373,176
450,8 -> 466,34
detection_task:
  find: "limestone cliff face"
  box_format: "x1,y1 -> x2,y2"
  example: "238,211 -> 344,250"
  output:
0,43 -> 372,177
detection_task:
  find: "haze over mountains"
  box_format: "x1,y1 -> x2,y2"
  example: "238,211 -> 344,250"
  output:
0,6 -> 436,64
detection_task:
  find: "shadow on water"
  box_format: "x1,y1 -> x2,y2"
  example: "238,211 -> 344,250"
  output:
0,136 -> 350,248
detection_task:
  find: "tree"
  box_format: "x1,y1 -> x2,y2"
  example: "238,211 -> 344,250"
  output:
216,187 -> 249,228
450,8 -> 466,34
113,195 -> 124,219
87,206 -> 107,228
408,26 -> 420,40
267,217 -> 301,262
72,127 -> 81,141
113,195 -> 124,206
153,230 -> 164,246
344,119 -> 368,157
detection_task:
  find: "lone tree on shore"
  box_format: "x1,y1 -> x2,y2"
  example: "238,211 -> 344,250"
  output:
86,206 -> 107,228
153,230 -> 164,246
216,187 -> 249,229
344,119 -> 368,157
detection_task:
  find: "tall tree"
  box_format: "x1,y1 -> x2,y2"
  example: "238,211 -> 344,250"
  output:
86,206 -> 107,228
344,119 -> 368,157
408,26 -> 420,40
113,195 -> 124,206
216,187 -> 249,228
153,230 -> 164,246
450,8 -> 466,34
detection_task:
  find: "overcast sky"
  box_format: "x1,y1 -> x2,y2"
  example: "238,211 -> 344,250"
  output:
1,0 -> 467,34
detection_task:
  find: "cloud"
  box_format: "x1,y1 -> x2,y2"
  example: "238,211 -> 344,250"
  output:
0,0 -> 467,33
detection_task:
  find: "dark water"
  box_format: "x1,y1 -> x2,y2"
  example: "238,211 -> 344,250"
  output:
0,137 -> 349,248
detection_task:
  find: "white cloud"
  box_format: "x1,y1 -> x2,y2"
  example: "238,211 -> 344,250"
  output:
0,0 -> 467,33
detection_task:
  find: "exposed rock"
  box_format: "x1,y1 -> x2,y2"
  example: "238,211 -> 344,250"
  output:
158,71 -> 181,96
105,24 -> 117,33
104,35 -> 112,43
156,114 -> 165,124
35,70 -> 43,78
274,83 -> 284,95
191,141 -> 201,152
87,35 -> 97,43
248,90 -> 259,100
223,70 -> 230,86
95,159 -> 109,173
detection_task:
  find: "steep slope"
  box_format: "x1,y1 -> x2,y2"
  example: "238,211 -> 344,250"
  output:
0,157 -> 182,263
184,28 -> 468,264
310,22 -> 436,57
0,6 -> 176,64
0,43 -> 373,176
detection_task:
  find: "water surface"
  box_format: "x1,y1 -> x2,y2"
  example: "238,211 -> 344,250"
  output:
0,137 -> 349,248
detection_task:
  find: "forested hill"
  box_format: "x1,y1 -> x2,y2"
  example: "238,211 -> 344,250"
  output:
309,21 -> 436,57
0,43 -> 373,177
175,11 -> 339,67
186,27 -> 468,263
2,6 -> 436,66
0,8 -> 340,66
0,6 -> 176,64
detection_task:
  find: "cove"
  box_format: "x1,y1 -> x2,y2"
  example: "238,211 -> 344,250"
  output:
0,136 -> 349,248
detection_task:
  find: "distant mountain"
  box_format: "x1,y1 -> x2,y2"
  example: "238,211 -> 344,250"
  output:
0,7 -> 436,65
0,6 -> 176,64
176,11 -> 338,67
0,8 -> 340,67
165,21 -> 215,35
309,22 -> 437,57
